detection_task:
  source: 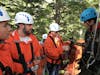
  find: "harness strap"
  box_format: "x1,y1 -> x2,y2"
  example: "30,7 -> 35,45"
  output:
13,43 -> 34,64
0,62 -> 13,75
49,36 -> 57,48
0,62 -> 5,72
15,42 -> 27,74
30,43 -> 34,62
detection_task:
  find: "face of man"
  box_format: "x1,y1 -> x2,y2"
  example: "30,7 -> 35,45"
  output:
0,21 -> 11,40
50,31 -> 59,37
84,20 -> 95,29
23,24 -> 33,35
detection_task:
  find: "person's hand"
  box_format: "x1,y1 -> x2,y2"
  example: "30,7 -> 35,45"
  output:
33,59 -> 40,65
63,45 -> 70,51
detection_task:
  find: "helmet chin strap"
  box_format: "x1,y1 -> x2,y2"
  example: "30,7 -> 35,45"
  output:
87,1 -> 100,69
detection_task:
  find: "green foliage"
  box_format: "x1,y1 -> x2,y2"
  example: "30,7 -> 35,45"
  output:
0,0 -> 99,40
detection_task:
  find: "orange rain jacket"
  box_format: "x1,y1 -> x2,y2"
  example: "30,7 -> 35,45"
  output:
37,39 -> 48,75
0,43 -> 14,75
6,30 -> 41,74
44,33 -> 64,64
64,42 -> 83,75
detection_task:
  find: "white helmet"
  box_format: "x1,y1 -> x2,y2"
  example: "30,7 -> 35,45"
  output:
15,12 -> 34,24
49,23 -> 60,31
0,7 -> 10,22
42,34 -> 47,39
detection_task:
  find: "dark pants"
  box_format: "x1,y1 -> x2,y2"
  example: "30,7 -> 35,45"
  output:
47,62 -> 60,75
79,60 -> 100,75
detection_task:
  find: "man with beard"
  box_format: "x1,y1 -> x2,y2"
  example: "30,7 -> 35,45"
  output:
6,12 -> 42,75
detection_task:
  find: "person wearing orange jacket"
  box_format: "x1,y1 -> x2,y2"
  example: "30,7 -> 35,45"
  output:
44,23 -> 67,75
6,12 -> 42,75
64,39 -> 84,75
0,7 -> 14,75
37,34 -> 48,75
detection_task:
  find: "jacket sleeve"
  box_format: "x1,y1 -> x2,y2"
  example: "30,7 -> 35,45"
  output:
32,35 -> 42,59
44,37 -> 63,59
0,69 -> 2,75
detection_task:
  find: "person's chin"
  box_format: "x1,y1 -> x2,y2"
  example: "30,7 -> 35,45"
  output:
26,33 -> 31,35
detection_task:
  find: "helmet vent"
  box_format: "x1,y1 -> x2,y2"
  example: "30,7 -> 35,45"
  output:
0,10 -> 3,16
